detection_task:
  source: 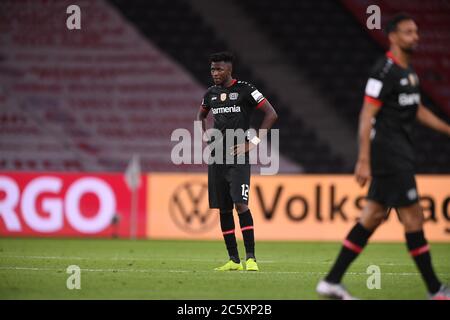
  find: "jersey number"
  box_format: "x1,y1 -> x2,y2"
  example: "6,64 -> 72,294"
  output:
241,184 -> 249,200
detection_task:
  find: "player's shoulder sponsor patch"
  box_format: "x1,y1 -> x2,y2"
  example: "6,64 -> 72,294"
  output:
251,89 -> 264,103
365,78 -> 383,98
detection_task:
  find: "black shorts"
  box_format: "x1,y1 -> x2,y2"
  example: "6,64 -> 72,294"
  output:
208,163 -> 251,210
367,172 -> 419,208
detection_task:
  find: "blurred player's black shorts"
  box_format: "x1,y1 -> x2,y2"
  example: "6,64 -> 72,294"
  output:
208,163 -> 250,210
367,171 -> 419,207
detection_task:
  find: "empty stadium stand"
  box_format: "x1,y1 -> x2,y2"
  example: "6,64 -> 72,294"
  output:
1,0 -> 448,173
237,0 -> 450,173
109,0 -> 348,173
0,0 -> 207,172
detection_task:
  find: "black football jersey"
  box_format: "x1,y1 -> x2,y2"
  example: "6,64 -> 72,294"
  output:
201,79 -> 266,162
364,52 -> 421,175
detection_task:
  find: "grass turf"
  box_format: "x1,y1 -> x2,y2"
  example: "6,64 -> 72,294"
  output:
0,238 -> 449,300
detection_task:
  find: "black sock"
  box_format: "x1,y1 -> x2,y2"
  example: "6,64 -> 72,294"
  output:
238,209 -> 255,260
405,230 -> 441,294
219,210 -> 239,263
325,222 -> 373,284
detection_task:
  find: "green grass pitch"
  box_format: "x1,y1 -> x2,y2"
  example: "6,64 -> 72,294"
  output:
0,238 -> 449,299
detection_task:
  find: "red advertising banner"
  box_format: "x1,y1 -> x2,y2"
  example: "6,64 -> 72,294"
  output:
0,172 -> 147,238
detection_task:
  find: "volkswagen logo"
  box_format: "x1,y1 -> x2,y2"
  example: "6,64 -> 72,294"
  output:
169,181 -> 218,234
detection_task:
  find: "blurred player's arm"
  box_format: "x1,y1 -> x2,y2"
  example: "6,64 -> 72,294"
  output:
232,99 -> 278,156
355,100 -> 381,187
416,104 -> 450,136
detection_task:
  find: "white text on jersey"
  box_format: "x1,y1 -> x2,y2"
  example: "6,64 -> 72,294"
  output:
398,93 -> 420,106
212,105 -> 241,114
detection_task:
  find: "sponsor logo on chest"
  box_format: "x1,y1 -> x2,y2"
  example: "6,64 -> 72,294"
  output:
398,93 -> 420,106
212,105 -> 241,115
229,92 -> 239,100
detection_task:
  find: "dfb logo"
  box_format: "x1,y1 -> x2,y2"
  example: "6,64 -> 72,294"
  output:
0,176 -> 116,233
169,181 -> 217,234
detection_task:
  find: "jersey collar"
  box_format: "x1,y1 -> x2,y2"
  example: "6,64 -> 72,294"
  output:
386,51 -> 408,69
224,79 -> 237,88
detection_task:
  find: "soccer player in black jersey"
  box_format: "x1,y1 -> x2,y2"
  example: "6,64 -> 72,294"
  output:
317,14 -> 450,299
197,52 -> 278,271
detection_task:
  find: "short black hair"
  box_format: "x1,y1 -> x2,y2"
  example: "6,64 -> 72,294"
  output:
384,13 -> 414,35
209,52 -> 234,64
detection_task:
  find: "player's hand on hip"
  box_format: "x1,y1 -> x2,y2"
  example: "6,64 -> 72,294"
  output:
355,159 -> 371,187
231,142 -> 254,156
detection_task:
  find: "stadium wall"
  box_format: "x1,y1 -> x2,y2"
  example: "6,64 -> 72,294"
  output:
1,172 -> 449,242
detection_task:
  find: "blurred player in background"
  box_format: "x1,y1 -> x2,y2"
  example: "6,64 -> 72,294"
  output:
197,52 -> 278,271
317,14 -> 450,299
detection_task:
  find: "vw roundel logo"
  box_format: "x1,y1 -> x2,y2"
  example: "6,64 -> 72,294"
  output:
169,181 -> 218,234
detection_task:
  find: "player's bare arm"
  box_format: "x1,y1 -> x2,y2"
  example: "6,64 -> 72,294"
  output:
196,105 -> 211,142
355,101 -> 381,187
196,105 -> 209,132
416,104 -> 450,137
231,100 -> 278,156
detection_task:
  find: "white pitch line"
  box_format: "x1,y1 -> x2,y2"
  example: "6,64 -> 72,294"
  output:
0,266 -> 447,277
0,255 -> 275,263
1,255 -> 448,268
